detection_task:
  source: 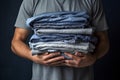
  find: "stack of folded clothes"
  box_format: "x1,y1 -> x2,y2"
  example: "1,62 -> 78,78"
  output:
26,11 -> 98,59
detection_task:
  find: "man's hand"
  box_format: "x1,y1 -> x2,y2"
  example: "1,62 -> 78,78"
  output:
32,52 -> 65,66
64,52 -> 97,68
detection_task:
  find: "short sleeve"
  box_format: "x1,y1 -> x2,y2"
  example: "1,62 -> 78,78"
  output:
14,0 -> 34,30
91,0 -> 108,31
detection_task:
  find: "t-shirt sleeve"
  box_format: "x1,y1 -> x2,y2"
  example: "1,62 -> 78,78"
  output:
14,0 -> 34,30
91,0 -> 108,31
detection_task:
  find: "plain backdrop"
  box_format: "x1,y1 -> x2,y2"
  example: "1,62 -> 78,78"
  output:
0,0 -> 119,80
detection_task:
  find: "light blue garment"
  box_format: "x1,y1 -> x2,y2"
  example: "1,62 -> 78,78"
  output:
33,23 -> 86,29
30,34 -> 97,44
26,11 -> 97,58
26,11 -> 89,28
30,42 -> 95,56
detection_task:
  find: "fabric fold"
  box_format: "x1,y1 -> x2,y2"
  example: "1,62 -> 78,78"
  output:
26,11 -> 98,58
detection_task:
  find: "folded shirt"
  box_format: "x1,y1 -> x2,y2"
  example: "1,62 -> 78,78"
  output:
26,11 -> 89,28
32,24 -> 87,29
26,11 -> 98,57
30,34 -> 97,44
29,42 -> 95,59
36,28 -> 94,35
30,42 -> 95,49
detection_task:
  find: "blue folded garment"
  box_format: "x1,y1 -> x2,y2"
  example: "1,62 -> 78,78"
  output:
26,11 -> 98,59
26,11 -> 89,29
29,42 -> 95,56
30,34 -> 97,44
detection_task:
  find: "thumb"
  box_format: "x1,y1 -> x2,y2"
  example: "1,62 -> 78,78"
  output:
64,52 -> 78,60
75,52 -> 85,57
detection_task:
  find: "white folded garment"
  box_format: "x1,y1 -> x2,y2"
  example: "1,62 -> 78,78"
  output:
29,42 -> 95,51
36,28 -> 94,35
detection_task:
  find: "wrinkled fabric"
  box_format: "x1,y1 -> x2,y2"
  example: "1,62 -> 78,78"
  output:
30,34 -> 97,44
30,42 -> 95,55
32,24 -> 87,29
26,11 -> 97,58
26,11 -> 89,28
36,28 -> 94,34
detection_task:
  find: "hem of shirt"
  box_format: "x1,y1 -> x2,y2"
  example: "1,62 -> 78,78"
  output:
14,25 -> 31,31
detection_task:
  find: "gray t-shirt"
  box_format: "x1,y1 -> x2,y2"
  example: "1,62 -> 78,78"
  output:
15,0 -> 108,80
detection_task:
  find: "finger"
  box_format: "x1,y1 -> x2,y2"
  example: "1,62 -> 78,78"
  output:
43,52 -> 61,60
65,60 -> 75,65
46,56 -> 65,64
64,52 -> 78,60
64,60 -> 76,67
75,52 -> 85,57
49,60 -> 65,66
44,52 -> 49,55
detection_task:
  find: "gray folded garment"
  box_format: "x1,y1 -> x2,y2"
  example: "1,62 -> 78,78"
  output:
36,28 -> 94,35
31,47 -> 93,55
29,42 -> 95,55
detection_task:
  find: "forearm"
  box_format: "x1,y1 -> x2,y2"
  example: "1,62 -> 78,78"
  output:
11,39 -> 33,61
93,31 -> 110,59
93,39 -> 109,59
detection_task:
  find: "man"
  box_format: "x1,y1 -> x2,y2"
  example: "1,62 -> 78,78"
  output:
11,0 -> 109,80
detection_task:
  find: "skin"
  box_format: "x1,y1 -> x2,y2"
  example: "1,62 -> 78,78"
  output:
11,27 -> 109,68
64,31 -> 110,68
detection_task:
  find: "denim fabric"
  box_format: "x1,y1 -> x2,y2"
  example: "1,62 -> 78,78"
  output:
26,11 -> 97,58
26,11 -> 89,28
30,34 -> 97,44
33,24 -> 87,29
32,22 -> 87,27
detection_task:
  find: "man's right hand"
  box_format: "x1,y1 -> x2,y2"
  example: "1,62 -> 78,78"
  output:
31,52 -> 65,66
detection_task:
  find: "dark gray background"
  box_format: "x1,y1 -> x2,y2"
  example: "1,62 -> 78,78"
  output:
0,0 -> 119,80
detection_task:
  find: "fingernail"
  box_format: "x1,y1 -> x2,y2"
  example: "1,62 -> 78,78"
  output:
45,52 -> 49,54
57,52 -> 60,54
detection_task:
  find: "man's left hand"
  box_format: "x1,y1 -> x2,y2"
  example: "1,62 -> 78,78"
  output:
64,52 -> 97,68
